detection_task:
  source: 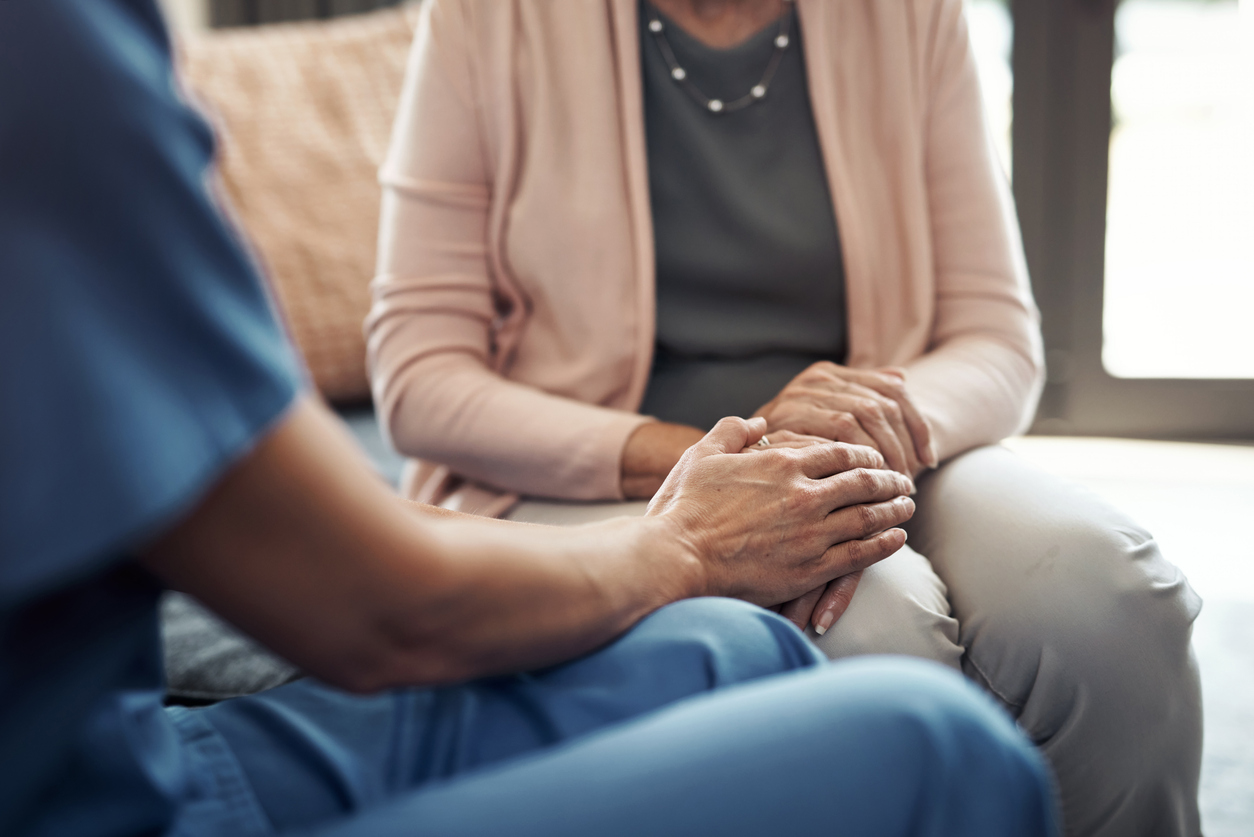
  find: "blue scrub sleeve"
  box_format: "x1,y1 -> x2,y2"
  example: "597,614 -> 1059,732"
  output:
0,0 -> 304,604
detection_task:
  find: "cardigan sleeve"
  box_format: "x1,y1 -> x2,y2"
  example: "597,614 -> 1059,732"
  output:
367,0 -> 651,501
901,0 -> 1046,462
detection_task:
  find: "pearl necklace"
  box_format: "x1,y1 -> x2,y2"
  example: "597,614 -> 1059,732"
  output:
645,1 -> 796,114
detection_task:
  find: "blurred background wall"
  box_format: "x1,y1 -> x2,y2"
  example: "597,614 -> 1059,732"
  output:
158,0 -> 208,30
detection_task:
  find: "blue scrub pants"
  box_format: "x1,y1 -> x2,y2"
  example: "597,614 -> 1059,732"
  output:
169,598 -> 1057,836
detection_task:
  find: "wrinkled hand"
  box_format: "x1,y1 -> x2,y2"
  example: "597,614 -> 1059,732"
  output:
746,432 -> 874,634
737,428 -> 833,454
647,417 -> 914,609
754,363 -> 937,478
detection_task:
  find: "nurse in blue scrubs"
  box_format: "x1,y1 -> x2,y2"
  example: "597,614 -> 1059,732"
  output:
0,3 -> 1057,836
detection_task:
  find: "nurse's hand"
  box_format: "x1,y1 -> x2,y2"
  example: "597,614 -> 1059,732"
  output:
747,431 -> 873,634
737,428 -> 832,453
753,363 -> 937,478
139,400 -> 910,692
647,417 -> 914,609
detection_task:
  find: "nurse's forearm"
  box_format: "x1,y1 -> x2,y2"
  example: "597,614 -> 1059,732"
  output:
371,510 -> 701,687
620,421 -> 706,498
140,398 -> 912,693
139,398 -> 695,691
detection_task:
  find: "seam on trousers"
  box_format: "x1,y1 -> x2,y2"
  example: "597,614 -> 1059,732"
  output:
962,652 -> 1027,712
166,706 -> 275,836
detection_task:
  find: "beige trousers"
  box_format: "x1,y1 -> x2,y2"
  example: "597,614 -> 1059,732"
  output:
507,446 -> 1203,837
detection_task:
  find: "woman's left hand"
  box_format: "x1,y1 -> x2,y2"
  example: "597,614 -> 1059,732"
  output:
754,362 -> 937,478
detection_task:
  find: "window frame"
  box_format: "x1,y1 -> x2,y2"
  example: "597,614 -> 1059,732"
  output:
1012,0 -> 1254,440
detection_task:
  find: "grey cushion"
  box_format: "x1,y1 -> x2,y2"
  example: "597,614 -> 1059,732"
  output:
160,406 -> 402,702
162,592 -> 300,702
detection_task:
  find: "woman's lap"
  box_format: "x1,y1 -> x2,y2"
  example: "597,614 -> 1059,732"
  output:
505,498 -> 652,525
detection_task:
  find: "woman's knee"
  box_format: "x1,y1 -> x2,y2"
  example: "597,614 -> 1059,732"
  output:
917,448 -> 1201,704
808,547 -> 963,669
974,523 -> 1204,835
980,517 -> 1200,689
1080,522 -> 1201,653
917,449 -> 1202,833
1047,522 -> 1201,737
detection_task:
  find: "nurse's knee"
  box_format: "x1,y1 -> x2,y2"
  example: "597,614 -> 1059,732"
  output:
625,598 -> 822,686
800,659 -> 1056,834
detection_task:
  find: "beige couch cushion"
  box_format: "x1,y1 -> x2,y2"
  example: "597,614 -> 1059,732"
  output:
179,5 -> 420,403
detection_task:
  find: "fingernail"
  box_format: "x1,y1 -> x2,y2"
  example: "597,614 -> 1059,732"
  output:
814,611 -> 834,635
927,442 -> 939,469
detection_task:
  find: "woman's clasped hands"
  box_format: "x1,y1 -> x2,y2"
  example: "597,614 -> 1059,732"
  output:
747,363 -> 937,633
754,363 -> 938,479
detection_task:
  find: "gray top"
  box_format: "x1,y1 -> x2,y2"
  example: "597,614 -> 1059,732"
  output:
638,2 -> 847,430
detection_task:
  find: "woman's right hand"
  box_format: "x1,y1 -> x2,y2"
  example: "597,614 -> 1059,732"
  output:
777,571 -> 863,636
646,417 -> 914,608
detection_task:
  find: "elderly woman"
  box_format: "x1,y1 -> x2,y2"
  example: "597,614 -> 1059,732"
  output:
367,1 -> 1202,835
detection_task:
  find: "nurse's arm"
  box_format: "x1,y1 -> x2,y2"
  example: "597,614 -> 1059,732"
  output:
138,396 -> 913,693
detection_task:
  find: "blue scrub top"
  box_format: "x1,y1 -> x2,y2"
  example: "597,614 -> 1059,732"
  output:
0,2 -> 302,835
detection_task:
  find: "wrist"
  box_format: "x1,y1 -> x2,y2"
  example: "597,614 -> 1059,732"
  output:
620,422 -> 705,499
629,513 -> 709,603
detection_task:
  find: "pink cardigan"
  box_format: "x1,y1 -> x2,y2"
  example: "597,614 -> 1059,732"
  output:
366,0 -> 1044,516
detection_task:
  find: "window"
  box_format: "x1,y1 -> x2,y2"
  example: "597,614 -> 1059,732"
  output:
967,0 -> 1015,177
1011,0 -> 1254,439
1103,0 -> 1254,379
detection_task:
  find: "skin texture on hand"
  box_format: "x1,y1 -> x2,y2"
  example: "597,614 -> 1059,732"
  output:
620,411 -> 918,632
620,366 -> 935,498
139,399 -> 910,694
647,417 -> 914,608
754,363 -> 938,478
737,430 -> 906,634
